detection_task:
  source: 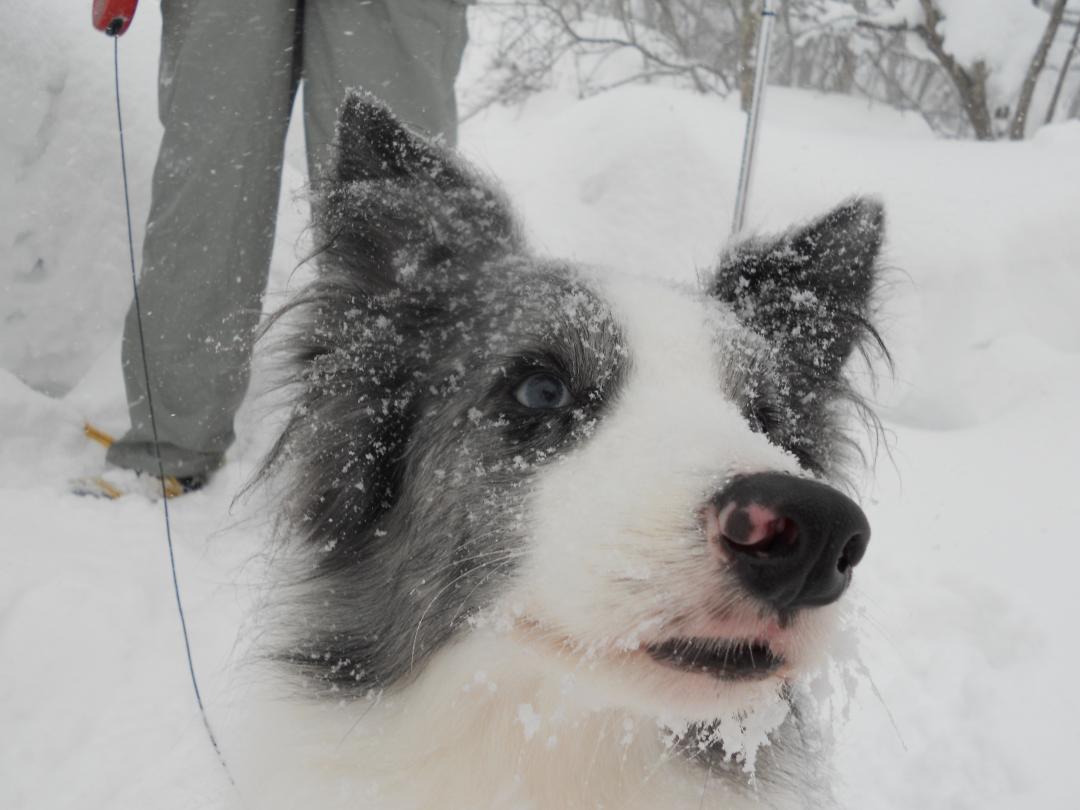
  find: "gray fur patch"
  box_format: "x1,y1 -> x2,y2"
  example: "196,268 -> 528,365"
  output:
261,93 -> 886,799
262,95 -> 628,691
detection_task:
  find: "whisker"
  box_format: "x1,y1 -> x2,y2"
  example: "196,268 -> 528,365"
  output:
698,762 -> 713,810
421,545 -> 524,584
863,665 -> 907,752
408,551 -> 519,669
335,689 -> 383,750
446,556 -> 521,629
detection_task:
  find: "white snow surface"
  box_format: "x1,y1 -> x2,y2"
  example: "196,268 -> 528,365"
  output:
3,3 -> 1080,809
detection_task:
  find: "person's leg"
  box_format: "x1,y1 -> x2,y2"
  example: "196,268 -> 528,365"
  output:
108,0 -> 302,479
301,0 -> 468,181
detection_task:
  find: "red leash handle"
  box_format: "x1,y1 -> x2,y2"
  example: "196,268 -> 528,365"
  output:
92,0 -> 139,36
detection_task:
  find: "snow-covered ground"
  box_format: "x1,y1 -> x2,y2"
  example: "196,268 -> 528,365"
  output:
3,4 -> 1080,809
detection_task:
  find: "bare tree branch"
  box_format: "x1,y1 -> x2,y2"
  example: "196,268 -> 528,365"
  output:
534,0 -> 732,93
858,1 -> 994,139
1009,0 -> 1069,139
1044,15 -> 1080,124
470,0 -> 1070,140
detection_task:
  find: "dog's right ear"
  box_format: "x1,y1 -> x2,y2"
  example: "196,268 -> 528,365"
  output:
316,91 -> 522,290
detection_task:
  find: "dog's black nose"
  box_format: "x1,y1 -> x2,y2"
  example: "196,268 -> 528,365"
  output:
703,473 -> 870,611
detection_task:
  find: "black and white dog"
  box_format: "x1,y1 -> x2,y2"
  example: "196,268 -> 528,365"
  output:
237,92 -> 885,810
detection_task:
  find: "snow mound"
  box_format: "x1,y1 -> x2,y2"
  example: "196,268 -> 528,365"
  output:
3,4 -> 1080,810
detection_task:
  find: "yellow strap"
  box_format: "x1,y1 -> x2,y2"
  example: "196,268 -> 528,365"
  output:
162,476 -> 185,499
84,423 -> 186,497
77,476 -> 124,499
84,423 -> 117,449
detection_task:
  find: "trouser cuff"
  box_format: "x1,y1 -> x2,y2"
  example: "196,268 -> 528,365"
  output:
106,437 -> 224,479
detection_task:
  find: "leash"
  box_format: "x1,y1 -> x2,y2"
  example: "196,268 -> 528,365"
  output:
105,22 -> 235,786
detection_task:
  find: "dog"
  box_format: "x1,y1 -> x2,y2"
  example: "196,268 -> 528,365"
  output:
236,92 -> 886,810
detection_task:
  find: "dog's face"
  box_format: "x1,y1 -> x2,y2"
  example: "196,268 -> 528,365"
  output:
269,93 -> 884,724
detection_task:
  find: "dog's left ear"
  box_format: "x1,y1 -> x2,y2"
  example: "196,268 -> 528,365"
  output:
712,197 -> 884,380
316,91 -> 522,291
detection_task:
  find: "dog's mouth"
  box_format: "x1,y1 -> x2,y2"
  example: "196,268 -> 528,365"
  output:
645,637 -> 783,681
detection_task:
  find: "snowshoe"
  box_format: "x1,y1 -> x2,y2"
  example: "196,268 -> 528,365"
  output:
73,423 -> 205,499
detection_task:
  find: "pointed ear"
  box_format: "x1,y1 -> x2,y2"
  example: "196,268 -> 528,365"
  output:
334,91 -> 461,187
316,91 -> 522,288
712,197 -> 885,379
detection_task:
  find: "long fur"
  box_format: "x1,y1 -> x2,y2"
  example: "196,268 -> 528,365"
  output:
241,91 -> 889,810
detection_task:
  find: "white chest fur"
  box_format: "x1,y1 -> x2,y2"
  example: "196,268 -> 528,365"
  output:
225,632 -> 818,810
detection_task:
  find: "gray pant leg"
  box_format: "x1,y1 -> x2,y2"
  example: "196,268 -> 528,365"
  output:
108,0 -> 301,478
302,0 -> 468,180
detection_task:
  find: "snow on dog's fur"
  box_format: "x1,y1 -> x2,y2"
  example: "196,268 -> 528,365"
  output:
233,92 -> 887,809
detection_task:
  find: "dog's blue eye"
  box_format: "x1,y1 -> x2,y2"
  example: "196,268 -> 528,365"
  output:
514,373 -> 572,409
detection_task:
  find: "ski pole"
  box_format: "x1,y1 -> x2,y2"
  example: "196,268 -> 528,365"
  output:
732,0 -> 776,236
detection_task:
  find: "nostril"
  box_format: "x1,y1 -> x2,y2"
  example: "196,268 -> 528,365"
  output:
837,551 -> 851,574
723,514 -> 800,557
837,533 -> 867,573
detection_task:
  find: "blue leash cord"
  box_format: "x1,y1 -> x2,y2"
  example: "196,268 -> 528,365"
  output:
110,34 -> 235,786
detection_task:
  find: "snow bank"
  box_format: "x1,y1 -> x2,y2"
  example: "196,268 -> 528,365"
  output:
0,3 -> 160,394
0,0 -> 311,395
465,81 -> 1080,430
3,4 -> 1080,810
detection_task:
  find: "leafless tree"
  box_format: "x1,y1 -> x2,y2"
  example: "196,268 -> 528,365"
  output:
1044,9 -> 1080,123
469,0 -> 1078,139
1009,0 -> 1070,138
461,0 -> 740,120
859,0 -> 1071,140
